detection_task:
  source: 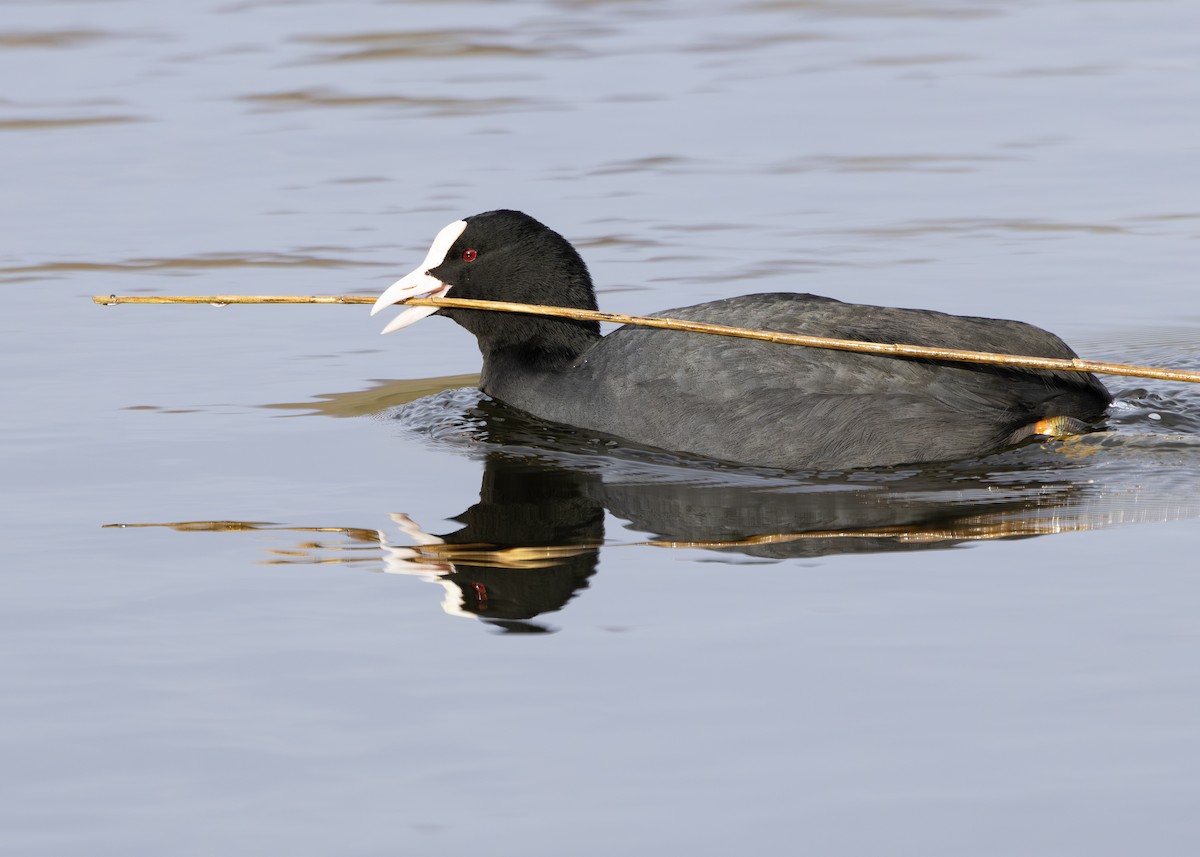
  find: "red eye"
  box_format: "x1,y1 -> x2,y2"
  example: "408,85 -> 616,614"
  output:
462,248 -> 477,262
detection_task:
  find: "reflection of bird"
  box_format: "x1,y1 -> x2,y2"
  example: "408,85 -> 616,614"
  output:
373,209 -> 1111,470
374,448 -> 1100,619
380,458 -> 605,633
103,434 -> 1200,630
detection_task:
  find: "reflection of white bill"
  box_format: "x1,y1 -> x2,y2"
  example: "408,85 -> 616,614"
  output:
378,513 -> 475,620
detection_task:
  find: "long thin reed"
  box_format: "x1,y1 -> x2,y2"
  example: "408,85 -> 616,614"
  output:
92,293 -> 1200,385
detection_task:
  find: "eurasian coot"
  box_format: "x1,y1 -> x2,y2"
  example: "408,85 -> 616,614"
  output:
372,209 -> 1111,470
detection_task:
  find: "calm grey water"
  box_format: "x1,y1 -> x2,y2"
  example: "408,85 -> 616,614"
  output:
3,0 -> 1200,854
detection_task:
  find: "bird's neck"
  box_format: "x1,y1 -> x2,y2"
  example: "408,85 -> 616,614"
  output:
481,318 -> 598,369
473,318 -> 599,405
443,308 -> 600,367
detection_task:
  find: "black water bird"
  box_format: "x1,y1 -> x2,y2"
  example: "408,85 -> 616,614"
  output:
372,209 -> 1111,470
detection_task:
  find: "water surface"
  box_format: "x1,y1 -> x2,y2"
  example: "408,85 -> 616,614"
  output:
3,0 -> 1199,854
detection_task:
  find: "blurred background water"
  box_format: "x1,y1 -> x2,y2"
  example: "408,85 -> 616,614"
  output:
2,0 -> 1199,854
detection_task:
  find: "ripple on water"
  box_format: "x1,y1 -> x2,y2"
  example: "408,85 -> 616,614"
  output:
239,88 -> 552,118
0,115 -> 142,132
292,29 -> 586,63
746,0 -> 1002,20
0,252 -> 383,283
0,29 -> 117,49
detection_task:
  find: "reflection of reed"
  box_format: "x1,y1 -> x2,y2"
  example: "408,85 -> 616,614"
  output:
403,543 -> 596,569
96,504 -> 1142,556
102,520 -> 602,570
99,500 -> 1141,559
103,520 -> 380,541
643,513 -> 1088,550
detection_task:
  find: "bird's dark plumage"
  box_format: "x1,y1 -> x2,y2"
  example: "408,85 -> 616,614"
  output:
373,209 -> 1111,470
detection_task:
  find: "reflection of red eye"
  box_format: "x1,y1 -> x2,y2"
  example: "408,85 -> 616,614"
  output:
462,248 -> 477,262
